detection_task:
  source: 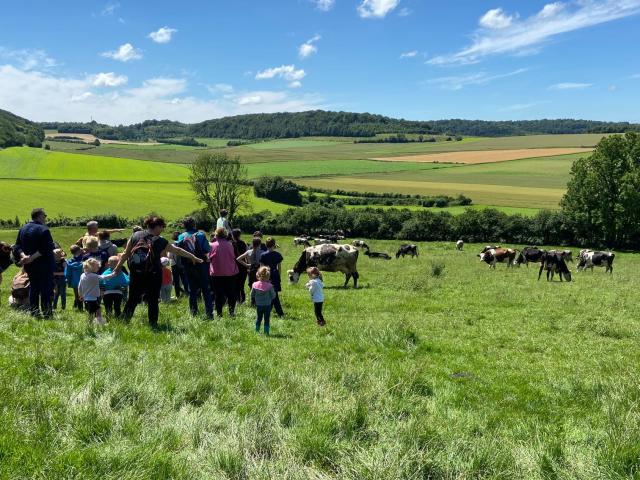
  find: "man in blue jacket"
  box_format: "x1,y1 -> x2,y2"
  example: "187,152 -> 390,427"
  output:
178,217 -> 214,319
14,208 -> 56,318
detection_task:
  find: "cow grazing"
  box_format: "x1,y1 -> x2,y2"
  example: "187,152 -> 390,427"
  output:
549,249 -> 573,263
288,244 -> 360,288
293,237 -> 312,247
364,249 -> 391,260
538,251 -> 572,282
479,247 -> 517,268
314,238 -> 331,246
396,244 -> 418,259
351,240 -> 369,249
577,250 -> 615,274
456,240 -> 464,251
515,247 -> 546,267
480,245 -> 501,253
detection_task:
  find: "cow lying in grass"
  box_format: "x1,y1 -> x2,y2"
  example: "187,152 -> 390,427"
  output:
293,236 -> 312,247
538,251 -> 572,282
364,249 -> 391,260
577,250 -> 615,274
288,244 -> 360,288
351,240 -> 369,249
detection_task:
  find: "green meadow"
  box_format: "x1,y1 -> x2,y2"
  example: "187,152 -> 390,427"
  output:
0,228 -> 638,478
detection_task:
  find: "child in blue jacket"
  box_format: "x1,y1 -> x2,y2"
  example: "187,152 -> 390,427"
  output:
66,245 -> 84,311
100,256 -> 130,318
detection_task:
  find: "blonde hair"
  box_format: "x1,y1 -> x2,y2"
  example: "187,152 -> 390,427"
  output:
214,227 -> 227,239
256,266 -> 271,281
83,258 -> 100,273
53,248 -> 65,260
107,256 -> 119,268
85,236 -> 99,250
306,267 -> 322,279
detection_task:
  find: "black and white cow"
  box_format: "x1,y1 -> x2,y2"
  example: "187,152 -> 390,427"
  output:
396,244 -> 418,259
479,247 -> 517,268
538,251 -> 572,282
549,249 -> 573,263
456,240 -> 464,251
515,247 -> 546,267
365,249 -> 392,260
314,238 -> 331,246
288,244 -> 360,287
293,236 -> 312,247
577,250 -> 615,274
351,240 -> 369,249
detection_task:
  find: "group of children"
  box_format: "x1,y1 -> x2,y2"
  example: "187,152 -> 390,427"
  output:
249,265 -> 325,335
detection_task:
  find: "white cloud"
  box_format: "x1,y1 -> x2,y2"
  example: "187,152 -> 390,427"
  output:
207,83 -> 234,94
357,0 -> 400,18
101,43 -> 142,62
427,68 -> 528,91
101,2 -> 120,16
400,50 -> 418,59
0,64 -> 323,124
500,101 -> 550,111
312,0 -> 335,11
256,65 -> 306,88
299,35 -> 321,59
398,7 -> 412,16
479,8 -> 515,29
0,47 -> 58,70
91,72 -> 128,87
148,27 -> 177,44
548,82 -> 592,90
429,0 -> 640,65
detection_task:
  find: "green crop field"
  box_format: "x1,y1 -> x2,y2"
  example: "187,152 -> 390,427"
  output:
0,229 -> 638,478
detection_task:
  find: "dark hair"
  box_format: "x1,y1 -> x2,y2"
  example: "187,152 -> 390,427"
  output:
251,237 -> 262,249
172,231 -> 180,241
253,230 -> 263,238
183,216 -> 196,231
98,231 -> 110,240
265,237 -> 276,249
232,228 -> 242,240
220,209 -> 228,217
143,216 -> 166,230
31,208 -> 45,220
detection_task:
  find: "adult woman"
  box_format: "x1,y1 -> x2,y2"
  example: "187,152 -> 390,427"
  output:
115,216 -> 203,327
209,227 -> 239,317
259,237 -> 285,317
231,229 -> 248,304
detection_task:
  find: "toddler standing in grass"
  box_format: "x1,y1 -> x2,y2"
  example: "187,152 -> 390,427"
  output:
305,267 -> 326,326
100,256 -> 129,318
52,248 -> 67,310
250,266 -> 276,335
78,258 -> 107,325
160,257 -> 173,303
66,245 -> 84,311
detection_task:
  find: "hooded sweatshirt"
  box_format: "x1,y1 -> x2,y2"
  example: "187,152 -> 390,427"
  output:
66,256 -> 84,288
250,280 -> 276,306
209,238 -> 239,277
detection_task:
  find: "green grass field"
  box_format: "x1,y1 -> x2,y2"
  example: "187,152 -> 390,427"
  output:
0,228 -> 638,478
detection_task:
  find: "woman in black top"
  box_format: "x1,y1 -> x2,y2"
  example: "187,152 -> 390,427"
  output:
259,237 -> 284,317
115,216 -> 203,327
231,229 -> 248,304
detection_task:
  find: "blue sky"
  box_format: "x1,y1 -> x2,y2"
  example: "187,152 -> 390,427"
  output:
1,0 -> 639,124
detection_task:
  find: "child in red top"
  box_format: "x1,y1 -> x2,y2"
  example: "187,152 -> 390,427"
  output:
160,257 -> 173,303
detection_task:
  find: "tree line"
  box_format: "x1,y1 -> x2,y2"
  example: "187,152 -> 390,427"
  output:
38,112 -> 640,141
0,109 -> 44,148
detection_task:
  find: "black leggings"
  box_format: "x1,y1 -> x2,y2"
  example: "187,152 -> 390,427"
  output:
314,302 -> 325,324
211,276 -> 236,316
103,293 -> 123,317
123,271 -> 162,326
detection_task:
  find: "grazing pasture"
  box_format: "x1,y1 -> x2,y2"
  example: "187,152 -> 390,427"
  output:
0,229 -> 638,478
373,147 -> 593,164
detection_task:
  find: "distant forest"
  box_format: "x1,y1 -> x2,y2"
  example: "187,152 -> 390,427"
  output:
33,110 -> 640,141
0,109 -> 44,148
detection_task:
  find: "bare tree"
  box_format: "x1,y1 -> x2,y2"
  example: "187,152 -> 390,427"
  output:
189,152 -> 248,220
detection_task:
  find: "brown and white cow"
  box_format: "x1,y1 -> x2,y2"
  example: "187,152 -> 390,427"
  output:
479,247 -> 517,268
288,244 -> 360,288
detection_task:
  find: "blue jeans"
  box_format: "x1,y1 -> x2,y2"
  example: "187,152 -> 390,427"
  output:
53,276 -> 66,309
256,304 -> 272,335
186,263 -> 214,317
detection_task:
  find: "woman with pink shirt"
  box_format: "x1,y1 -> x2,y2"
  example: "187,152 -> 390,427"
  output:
209,227 -> 239,317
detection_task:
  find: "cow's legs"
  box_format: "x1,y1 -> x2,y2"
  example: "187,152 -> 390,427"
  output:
352,271 -> 359,288
343,273 -> 351,288
538,264 -> 544,280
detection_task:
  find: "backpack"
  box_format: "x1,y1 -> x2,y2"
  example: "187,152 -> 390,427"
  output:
177,232 -> 206,262
128,234 -> 155,274
12,271 -> 30,300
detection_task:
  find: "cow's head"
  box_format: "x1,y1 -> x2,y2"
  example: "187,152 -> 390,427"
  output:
287,269 -> 300,284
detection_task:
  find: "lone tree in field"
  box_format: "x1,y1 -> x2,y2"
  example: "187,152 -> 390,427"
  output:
561,132 -> 640,247
189,152 -> 248,220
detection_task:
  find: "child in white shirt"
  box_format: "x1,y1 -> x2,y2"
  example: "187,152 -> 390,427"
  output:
78,258 -> 113,325
305,267 -> 326,326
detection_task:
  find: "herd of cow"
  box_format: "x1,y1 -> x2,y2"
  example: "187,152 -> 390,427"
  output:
288,233 -> 616,289
478,245 -> 615,282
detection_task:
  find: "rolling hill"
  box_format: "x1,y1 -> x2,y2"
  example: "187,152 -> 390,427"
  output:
0,109 -> 45,148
